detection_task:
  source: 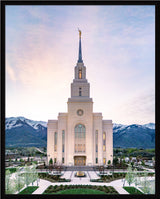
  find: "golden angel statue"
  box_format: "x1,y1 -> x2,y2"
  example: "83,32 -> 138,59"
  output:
78,28 -> 81,37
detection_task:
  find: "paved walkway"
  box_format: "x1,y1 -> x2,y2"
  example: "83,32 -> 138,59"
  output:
61,171 -> 73,179
32,178 -> 130,194
88,171 -> 100,179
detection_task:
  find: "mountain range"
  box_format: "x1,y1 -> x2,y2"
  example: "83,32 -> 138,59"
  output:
5,117 -> 155,148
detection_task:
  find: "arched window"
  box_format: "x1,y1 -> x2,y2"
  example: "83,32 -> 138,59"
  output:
78,69 -> 82,79
75,124 -> 85,153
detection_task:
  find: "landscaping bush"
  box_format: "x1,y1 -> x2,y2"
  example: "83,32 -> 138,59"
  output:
64,185 -> 68,189
98,186 -> 105,192
38,173 -> 70,182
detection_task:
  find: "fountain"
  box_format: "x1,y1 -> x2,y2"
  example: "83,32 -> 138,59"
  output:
75,171 -> 86,177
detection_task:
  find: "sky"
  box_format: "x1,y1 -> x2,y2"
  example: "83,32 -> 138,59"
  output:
6,5 -> 155,125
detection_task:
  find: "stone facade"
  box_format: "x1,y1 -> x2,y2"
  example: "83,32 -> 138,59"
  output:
47,32 -> 113,166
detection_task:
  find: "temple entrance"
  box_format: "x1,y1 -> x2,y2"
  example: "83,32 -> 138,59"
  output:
74,156 -> 86,166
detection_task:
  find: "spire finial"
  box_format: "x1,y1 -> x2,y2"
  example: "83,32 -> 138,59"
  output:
78,28 -> 81,38
78,28 -> 83,63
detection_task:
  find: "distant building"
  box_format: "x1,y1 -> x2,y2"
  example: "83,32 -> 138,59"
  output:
125,157 -> 130,162
145,160 -> 154,167
47,30 -> 113,166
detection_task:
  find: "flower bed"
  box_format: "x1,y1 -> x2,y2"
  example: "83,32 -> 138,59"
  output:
38,173 -> 70,182
43,185 -> 118,194
91,173 -> 126,182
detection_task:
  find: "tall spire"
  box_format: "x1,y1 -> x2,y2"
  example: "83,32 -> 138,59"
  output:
78,28 -> 83,63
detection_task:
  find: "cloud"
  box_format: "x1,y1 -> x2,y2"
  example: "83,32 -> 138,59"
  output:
6,60 -> 16,82
6,6 -> 155,122
117,88 -> 155,124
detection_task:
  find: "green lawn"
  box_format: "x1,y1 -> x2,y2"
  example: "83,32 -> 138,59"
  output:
18,186 -> 39,194
123,186 -> 143,194
5,168 -> 17,174
52,188 -> 106,194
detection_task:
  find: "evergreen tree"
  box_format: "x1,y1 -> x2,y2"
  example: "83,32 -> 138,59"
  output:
107,160 -> 111,165
49,158 -> 53,165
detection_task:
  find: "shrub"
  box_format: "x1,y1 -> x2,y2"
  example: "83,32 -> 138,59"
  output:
98,186 -> 104,191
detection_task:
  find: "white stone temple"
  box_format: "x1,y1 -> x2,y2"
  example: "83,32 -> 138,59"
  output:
47,30 -> 113,166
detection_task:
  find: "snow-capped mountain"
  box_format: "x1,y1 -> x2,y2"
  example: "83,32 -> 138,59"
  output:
5,117 -> 155,148
113,123 -> 127,133
142,123 -> 155,129
5,117 -> 47,147
113,123 -> 155,149
5,116 -> 47,130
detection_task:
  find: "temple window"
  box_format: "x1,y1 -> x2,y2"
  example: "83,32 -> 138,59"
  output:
54,132 -> 57,152
78,69 -> 82,79
75,124 -> 86,153
103,132 -> 106,152
79,88 -> 82,96
62,130 -> 65,152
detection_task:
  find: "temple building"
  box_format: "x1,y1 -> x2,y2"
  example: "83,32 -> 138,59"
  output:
47,30 -> 113,166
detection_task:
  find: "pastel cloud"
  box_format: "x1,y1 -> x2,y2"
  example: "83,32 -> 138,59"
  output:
6,60 -> 16,82
6,6 -> 155,124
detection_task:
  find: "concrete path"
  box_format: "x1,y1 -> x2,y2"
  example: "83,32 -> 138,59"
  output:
88,171 -> 100,179
60,171 -> 72,179
32,178 -> 130,194
32,179 -> 52,194
113,186 -> 129,194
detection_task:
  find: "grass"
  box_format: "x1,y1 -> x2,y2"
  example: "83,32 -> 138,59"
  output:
51,188 -> 106,194
123,186 -> 143,194
5,168 -> 17,174
18,186 -> 39,194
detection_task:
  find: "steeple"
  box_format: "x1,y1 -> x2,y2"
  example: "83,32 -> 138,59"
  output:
78,29 -> 83,63
68,30 -> 92,102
